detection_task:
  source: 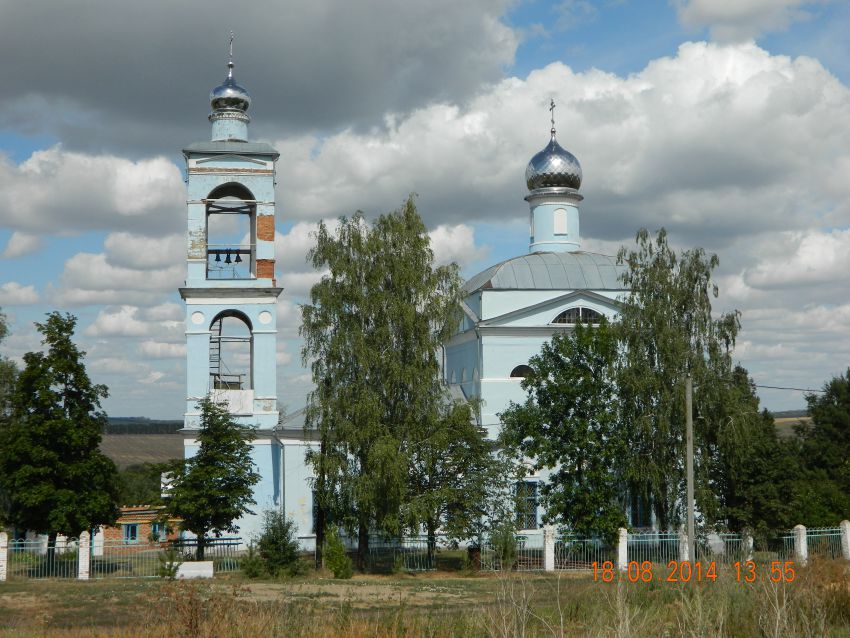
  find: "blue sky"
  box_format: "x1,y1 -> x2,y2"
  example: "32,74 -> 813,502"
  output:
1,0 -> 849,417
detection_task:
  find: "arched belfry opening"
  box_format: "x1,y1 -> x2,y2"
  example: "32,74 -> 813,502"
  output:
209,310 -> 253,391
206,182 -> 256,280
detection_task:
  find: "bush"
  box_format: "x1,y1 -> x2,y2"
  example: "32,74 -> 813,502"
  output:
240,542 -> 264,579
257,510 -> 302,577
158,547 -> 183,580
324,528 -> 353,579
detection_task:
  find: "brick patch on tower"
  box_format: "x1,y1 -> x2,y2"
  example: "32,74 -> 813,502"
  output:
256,259 -> 275,279
257,215 -> 275,241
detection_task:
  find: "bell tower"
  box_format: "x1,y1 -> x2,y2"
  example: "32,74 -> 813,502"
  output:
179,37 -> 282,538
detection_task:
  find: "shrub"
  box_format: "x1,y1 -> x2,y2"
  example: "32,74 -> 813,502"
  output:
324,528 -> 353,579
257,510 -> 302,577
240,542 -> 264,579
158,547 -> 183,580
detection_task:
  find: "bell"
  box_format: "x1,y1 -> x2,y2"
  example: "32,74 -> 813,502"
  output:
235,253 -> 242,263
225,251 -> 232,264
215,252 -> 221,262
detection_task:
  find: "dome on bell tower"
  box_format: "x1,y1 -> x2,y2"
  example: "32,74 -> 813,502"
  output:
210,62 -> 251,112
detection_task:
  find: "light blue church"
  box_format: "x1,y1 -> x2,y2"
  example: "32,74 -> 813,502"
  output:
178,52 -> 631,542
179,50 -> 314,544
443,104 -> 629,530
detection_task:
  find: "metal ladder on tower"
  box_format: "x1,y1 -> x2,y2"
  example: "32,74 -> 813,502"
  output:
209,318 -> 222,388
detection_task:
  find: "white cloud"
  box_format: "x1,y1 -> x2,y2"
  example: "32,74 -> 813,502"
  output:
86,305 -> 150,337
274,42 -> 850,253
429,224 -> 489,267
742,228 -> 850,289
2,232 -> 43,258
139,340 -> 186,359
0,147 -> 183,236
675,0 -> 819,42
53,252 -> 183,307
104,232 -> 185,270
0,282 -> 39,305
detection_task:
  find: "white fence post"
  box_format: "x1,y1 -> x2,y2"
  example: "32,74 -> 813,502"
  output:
617,528 -> 628,572
678,525 -> 689,562
794,524 -> 808,566
78,531 -> 90,581
743,532 -> 754,561
0,532 -> 7,582
543,525 -> 555,572
840,521 -> 850,561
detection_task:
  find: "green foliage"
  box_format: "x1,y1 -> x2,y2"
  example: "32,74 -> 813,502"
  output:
0,309 -> 16,418
404,396 -> 502,548
489,520 -> 517,570
157,547 -> 183,580
787,369 -> 850,524
324,528 -> 353,579
500,321 -> 627,540
256,510 -> 303,577
118,462 -> 168,507
0,312 -> 119,535
240,542 -> 265,579
301,196 -> 464,564
165,396 -> 260,559
500,230 -> 793,535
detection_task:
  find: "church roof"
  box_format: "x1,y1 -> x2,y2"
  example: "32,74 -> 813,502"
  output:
463,251 -> 627,293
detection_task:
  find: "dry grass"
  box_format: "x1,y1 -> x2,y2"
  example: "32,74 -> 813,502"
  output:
1,558 -> 850,637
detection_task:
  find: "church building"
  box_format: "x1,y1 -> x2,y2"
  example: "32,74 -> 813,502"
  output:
443,103 -> 629,530
176,50 -> 630,544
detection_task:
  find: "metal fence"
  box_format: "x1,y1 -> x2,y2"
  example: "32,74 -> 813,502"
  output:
695,533 -> 749,565
627,531 -> 679,566
807,527 -> 843,560
7,538 -> 80,580
555,534 -> 615,571
366,536 -> 436,572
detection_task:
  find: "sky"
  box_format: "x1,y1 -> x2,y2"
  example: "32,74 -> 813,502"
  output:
1,0 -> 849,418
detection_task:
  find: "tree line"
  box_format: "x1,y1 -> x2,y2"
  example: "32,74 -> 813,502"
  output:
0,199 -> 848,565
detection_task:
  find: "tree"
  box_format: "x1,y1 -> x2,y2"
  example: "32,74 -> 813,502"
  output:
166,396 -> 259,559
0,312 -> 119,554
404,396 -> 499,562
788,369 -> 850,525
0,309 -> 16,416
617,228 -> 756,529
256,510 -> 303,577
500,321 -> 628,539
118,462 -> 171,507
301,197 -> 462,569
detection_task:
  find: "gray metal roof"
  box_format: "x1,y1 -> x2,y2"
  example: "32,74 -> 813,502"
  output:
463,251 -> 627,293
183,140 -> 280,158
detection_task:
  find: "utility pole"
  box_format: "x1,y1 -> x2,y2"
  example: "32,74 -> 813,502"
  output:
686,374 -> 695,562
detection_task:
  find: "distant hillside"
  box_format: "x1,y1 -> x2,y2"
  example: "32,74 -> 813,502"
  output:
772,409 -> 809,419
105,417 -> 183,434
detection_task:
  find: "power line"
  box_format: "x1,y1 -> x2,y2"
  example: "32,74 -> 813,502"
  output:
754,384 -> 825,394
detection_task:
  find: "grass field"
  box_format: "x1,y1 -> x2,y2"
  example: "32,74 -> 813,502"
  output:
1,558 -> 850,637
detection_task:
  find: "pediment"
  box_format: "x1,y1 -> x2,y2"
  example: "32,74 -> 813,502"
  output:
478,290 -> 621,328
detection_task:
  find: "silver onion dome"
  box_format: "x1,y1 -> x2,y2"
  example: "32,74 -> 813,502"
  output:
210,61 -> 251,112
525,131 -> 582,191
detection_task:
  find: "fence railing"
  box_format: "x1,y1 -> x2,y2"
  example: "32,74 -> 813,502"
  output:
807,527 -> 843,560
365,535 -> 437,572
555,534 -> 616,571
628,531 -> 679,566
7,538 -> 79,580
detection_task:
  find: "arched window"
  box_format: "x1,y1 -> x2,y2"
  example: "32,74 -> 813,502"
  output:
450,369 -> 456,384
206,183 -> 255,280
461,368 -> 467,383
209,310 -> 253,390
551,307 -> 604,325
510,365 -> 533,378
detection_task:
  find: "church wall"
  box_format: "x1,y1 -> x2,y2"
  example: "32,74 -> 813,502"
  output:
281,441 -> 318,550
481,289 -> 621,320
182,438 -> 282,545
443,333 -> 479,395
